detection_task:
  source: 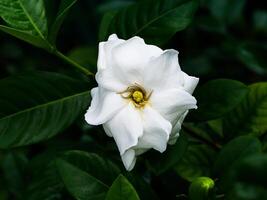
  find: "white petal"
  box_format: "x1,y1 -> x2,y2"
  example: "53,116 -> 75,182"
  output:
121,149 -> 136,171
103,103 -> 143,155
168,111 -> 188,145
150,88 -> 197,123
143,49 -> 182,91
181,71 -> 199,94
84,87 -> 126,125
97,34 -> 124,71
137,106 -> 172,153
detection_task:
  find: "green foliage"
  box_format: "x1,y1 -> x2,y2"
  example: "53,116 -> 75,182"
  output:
99,0 -> 198,45
189,79 -> 248,122
0,71 -> 89,148
105,175 -> 140,200
224,83 -> 267,139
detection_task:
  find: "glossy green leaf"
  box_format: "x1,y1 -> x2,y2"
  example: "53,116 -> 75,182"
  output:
223,83 -> 267,139
189,177 -> 215,200
105,175 -> 140,200
0,71 -> 89,148
0,25 -> 50,49
0,0 -> 48,38
213,136 -> 261,178
148,133 -> 188,175
49,0 -> 77,44
175,143 -> 217,181
100,0 -> 198,45
189,79 -> 248,122
56,151 -> 120,200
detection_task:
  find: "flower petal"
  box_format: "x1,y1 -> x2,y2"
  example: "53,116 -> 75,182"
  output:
168,111 -> 188,145
121,149 -> 136,171
143,49 -> 182,91
137,106 -> 172,153
150,88 -> 197,123
103,103 -> 143,155
84,87 -> 126,125
181,71 -> 199,94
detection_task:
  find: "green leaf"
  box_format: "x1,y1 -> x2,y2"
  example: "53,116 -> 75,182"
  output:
101,0 -> 198,45
0,71 -> 89,148
189,177 -> 215,200
175,142 -> 217,182
213,136 -> 261,178
99,11 -> 117,42
0,0 -> 48,39
56,151 -> 121,200
223,82 -> 267,139
49,0 -> 77,44
105,175 -> 140,200
147,133 -> 188,175
188,79 -> 248,122
0,25 -> 50,49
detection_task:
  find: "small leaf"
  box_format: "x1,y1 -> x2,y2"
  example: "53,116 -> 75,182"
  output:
105,175 -> 140,200
101,0 -> 198,45
189,177 -> 215,200
49,0 -> 77,44
56,159 -> 108,200
0,0 -> 48,38
188,79 -> 248,122
223,82 -> 267,139
0,71 -> 89,148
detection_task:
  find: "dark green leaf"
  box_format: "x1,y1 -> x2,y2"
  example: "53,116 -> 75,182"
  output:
0,0 -> 48,39
56,159 -> 108,200
101,0 -> 198,45
189,79 -> 248,122
0,71 -> 89,148
105,174 -> 140,200
175,142 -> 217,181
48,0 -> 77,44
223,83 -> 267,139
213,136 -> 261,177
0,25 -> 50,49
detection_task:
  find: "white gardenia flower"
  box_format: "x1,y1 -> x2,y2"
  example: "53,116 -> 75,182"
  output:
85,34 -> 199,171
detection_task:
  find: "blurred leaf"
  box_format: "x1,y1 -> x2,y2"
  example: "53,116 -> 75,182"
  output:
99,11 -> 117,42
213,136 -> 261,179
0,71 -> 89,148
226,154 -> 267,200
205,0 -> 246,24
97,0 -> 134,15
175,142 -> 217,181
1,152 -> 28,198
49,0 -> 77,44
223,83 -> 267,139
24,160 -> 64,200
148,133 -> 188,175
68,46 -> 98,73
0,25 -> 50,49
236,43 -> 267,75
0,0 -> 48,39
56,151 -> 120,200
253,10 -> 267,33
100,0 -> 198,45
189,177 -> 215,200
188,79 -> 248,122
105,174 -> 140,200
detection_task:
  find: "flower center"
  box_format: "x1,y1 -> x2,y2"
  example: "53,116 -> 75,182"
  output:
118,83 -> 152,108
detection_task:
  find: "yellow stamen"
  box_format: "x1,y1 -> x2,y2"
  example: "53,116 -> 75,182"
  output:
132,91 -> 144,103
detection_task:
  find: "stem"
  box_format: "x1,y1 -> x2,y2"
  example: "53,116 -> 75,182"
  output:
54,50 -> 94,76
182,125 -> 221,151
